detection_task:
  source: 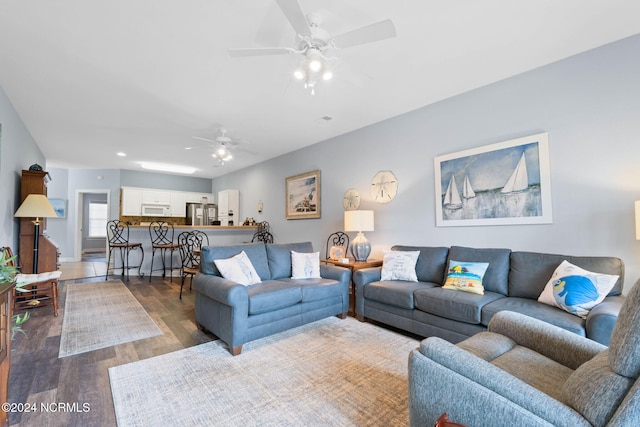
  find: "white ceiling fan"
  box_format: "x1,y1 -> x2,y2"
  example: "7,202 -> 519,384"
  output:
228,0 -> 396,94
192,128 -> 248,166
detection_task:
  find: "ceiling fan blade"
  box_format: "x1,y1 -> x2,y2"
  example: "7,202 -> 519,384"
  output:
228,47 -> 294,58
331,19 -> 397,49
192,136 -> 216,143
275,0 -> 312,37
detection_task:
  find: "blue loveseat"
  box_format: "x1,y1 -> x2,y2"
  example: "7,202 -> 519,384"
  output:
193,242 -> 351,355
353,245 -> 625,345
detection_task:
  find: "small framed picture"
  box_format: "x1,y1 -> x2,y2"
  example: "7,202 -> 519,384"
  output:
49,198 -> 67,218
285,170 -> 321,220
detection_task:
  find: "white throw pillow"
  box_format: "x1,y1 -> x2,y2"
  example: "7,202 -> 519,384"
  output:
291,251 -> 321,279
538,260 -> 619,318
214,251 -> 262,286
380,250 -> 420,282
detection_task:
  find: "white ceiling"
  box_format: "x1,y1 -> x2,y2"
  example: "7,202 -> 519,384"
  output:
1,0 -> 639,179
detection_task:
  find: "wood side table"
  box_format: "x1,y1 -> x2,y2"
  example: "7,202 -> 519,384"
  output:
322,258 -> 382,316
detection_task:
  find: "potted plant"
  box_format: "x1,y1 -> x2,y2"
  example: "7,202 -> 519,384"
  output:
0,249 -> 30,339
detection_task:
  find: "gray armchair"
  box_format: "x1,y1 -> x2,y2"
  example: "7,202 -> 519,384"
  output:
408,278 -> 640,427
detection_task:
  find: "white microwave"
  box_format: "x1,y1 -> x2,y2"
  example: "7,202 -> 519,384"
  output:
141,204 -> 171,217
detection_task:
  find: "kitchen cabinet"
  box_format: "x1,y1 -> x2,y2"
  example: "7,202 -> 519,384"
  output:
184,192 -> 215,204
170,192 -> 186,217
218,189 -> 239,226
121,188 -> 142,216
142,190 -> 171,205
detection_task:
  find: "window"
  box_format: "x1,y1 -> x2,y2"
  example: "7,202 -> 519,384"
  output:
88,201 -> 108,238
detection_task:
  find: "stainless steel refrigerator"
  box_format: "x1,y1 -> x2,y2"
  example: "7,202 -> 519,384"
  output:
186,203 -> 218,226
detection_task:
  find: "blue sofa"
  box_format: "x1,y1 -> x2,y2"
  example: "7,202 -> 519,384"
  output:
353,245 -> 625,345
193,242 -> 351,355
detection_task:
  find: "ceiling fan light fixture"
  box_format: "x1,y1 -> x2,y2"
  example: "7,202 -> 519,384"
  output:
308,58 -> 322,72
322,70 -> 333,80
293,68 -> 305,80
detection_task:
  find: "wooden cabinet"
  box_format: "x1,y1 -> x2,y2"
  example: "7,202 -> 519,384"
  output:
18,170 -> 60,274
0,283 -> 14,427
121,188 -> 142,216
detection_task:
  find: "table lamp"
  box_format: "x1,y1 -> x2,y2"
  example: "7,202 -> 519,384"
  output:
344,210 -> 374,262
14,194 -> 59,273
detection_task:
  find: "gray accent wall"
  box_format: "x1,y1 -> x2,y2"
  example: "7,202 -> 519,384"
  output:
0,86 -> 46,252
212,34 -> 640,293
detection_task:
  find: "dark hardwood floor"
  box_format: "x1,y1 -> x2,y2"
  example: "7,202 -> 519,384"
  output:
8,271 -> 214,426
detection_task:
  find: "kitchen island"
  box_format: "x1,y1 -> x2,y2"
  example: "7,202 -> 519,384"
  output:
108,224 -> 258,279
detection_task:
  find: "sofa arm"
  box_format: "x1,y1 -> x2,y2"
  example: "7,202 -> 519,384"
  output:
353,267 -> 382,288
319,264 -> 351,287
353,267 -> 382,318
192,273 -> 249,308
586,295 -> 625,345
488,311 -> 605,369
409,337 -> 590,427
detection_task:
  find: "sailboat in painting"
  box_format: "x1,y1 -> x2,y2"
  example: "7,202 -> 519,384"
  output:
462,175 -> 475,199
501,153 -> 528,193
443,175 -> 462,209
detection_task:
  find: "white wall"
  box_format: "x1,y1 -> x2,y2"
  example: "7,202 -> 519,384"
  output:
213,34 -> 640,293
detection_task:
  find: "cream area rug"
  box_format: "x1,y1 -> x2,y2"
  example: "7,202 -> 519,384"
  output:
109,316 -> 419,426
59,280 -> 162,358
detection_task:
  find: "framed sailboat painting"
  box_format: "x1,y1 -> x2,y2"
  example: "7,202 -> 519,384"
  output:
434,132 -> 552,226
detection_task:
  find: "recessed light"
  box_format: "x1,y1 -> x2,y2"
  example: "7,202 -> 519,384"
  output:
116,152 -> 127,157
140,162 -> 196,174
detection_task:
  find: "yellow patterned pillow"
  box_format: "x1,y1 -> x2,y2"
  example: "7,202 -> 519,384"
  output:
443,260 -> 489,295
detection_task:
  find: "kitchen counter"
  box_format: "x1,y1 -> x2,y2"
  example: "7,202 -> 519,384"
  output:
109,224 -> 260,279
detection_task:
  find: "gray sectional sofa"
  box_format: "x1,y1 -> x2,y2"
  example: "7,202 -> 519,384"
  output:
353,245 -> 625,345
193,241 -> 351,355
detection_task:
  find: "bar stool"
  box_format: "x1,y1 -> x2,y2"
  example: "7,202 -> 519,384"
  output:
149,221 -> 180,282
106,220 -> 144,280
177,230 -> 209,299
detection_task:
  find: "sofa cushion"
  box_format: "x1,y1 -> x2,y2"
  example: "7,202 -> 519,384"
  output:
414,287 -> 505,324
391,246 -> 449,283
276,277 -> 343,302
266,242 -> 314,279
291,251 -> 321,279
380,250 -> 420,281
442,260 -> 490,295
200,243 -> 271,280
509,251 -> 624,299
364,280 -> 436,309
537,260 -> 619,318
481,297 -> 585,335
247,280 -> 302,315
214,251 -> 262,286
448,246 -> 511,295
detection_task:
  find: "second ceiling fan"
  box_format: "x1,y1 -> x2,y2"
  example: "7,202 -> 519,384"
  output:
228,0 -> 396,94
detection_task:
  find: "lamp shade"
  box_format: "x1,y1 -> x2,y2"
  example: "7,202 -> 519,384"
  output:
344,210 -> 374,232
14,194 -> 58,218
636,200 -> 640,240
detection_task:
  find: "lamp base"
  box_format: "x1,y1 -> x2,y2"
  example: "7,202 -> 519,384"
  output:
351,231 -> 371,262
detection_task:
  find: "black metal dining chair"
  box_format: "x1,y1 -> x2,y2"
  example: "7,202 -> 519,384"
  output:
106,220 -> 144,280
251,221 -> 274,243
177,230 -> 209,299
148,221 -> 180,282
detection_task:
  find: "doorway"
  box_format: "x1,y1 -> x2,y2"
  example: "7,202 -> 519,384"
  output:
74,189 -> 111,261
